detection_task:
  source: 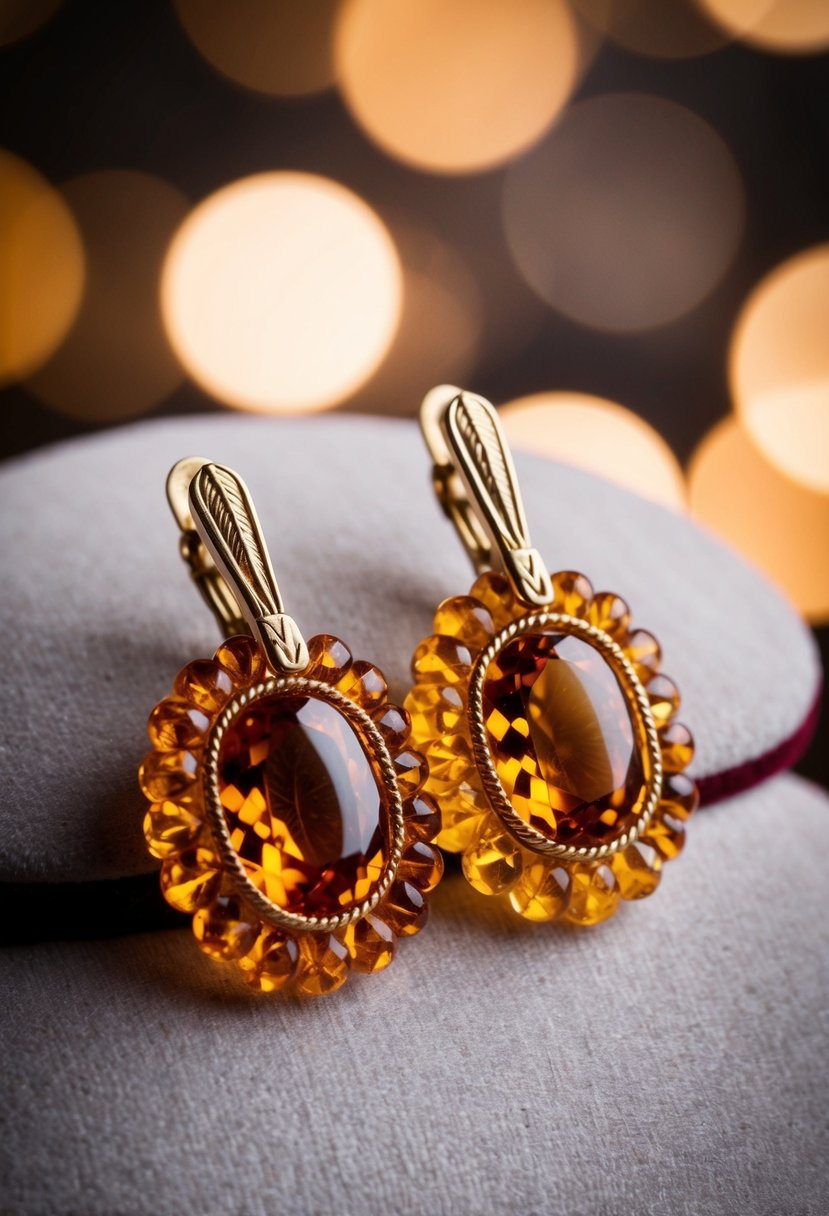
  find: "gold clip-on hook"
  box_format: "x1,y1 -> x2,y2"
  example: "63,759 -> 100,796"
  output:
166,458 -> 308,674
419,384 -> 553,608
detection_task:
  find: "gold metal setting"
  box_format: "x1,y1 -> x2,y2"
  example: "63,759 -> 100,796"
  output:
467,611 -> 664,861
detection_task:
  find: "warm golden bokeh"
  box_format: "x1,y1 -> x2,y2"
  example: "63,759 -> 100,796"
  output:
335,0 -> 579,175
173,0 -> 339,97
0,149 -> 83,385
501,392 -> 687,510
573,0 -> 729,59
503,93 -> 745,332
730,244 -> 829,494
698,0 -> 829,53
688,417 -> 829,622
26,171 -> 188,421
0,0 -> 61,47
162,172 -> 402,413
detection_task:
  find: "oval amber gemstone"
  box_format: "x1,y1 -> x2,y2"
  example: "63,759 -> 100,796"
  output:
481,630 -> 649,849
216,693 -> 390,917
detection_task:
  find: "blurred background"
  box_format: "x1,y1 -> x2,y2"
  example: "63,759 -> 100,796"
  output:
0,0 -> 826,786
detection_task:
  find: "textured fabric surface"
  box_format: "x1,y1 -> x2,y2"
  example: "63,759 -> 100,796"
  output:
0,413 -> 819,882
1,772 -> 827,1216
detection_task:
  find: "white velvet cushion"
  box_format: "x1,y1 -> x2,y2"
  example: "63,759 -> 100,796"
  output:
1,772 -> 826,1215
0,414 -> 819,883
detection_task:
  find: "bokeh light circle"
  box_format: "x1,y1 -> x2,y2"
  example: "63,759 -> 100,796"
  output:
500,392 -> 686,510
335,0 -> 579,175
730,244 -> 829,495
0,149 -> 83,385
173,0 -> 339,97
689,417 -> 829,623
573,0 -> 729,59
503,93 -> 745,332
162,172 -> 403,413
697,0 -> 829,54
26,171 -> 188,422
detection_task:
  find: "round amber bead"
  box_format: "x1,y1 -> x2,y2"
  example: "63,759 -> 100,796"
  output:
588,591 -> 631,639
238,929 -> 299,993
138,749 -> 199,802
551,570 -> 594,617
336,659 -> 387,709
462,820 -> 523,896
394,748 -> 428,795
397,841 -> 444,893
403,792 -> 441,843
643,808 -> 687,860
508,861 -> 570,922
214,634 -> 264,686
647,673 -> 681,727
564,863 -> 621,926
611,840 -> 662,900
305,634 -> 353,683
343,914 -> 396,974
143,800 -> 203,859
370,703 -> 410,751
470,571 -> 516,628
404,683 -> 465,738
192,886 -> 258,960
625,630 -> 662,681
435,782 -> 489,852
422,732 -> 471,794
660,721 -> 695,772
159,846 -> 221,913
147,697 -> 211,751
412,635 -> 473,685
174,659 -> 234,714
661,772 -> 698,820
382,880 -> 429,936
295,933 -> 350,997
433,595 -> 495,650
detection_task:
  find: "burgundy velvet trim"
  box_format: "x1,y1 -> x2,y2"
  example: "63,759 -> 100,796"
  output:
697,680 -> 823,808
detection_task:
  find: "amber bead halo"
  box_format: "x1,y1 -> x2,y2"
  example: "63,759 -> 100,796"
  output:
406,569 -> 698,926
140,633 -> 441,995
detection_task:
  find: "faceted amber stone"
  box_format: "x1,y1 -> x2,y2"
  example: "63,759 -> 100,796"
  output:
462,820 -> 523,895
174,659 -> 234,714
160,846 -> 222,913
481,630 -> 649,848
215,635 -> 264,686
508,861 -> 570,922
192,885 -> 258,960
397,841 -> 444,893
238,928 -> 299,993
659,721 -> 695,772
402,793 -> 442,843
336,659 -> 387,710
625,630 -> 662,682
147,697 -> 211,751
611,840 -> 662,900
393,748 -> 428,795
295,933 -> 350,996
342,913 -> 396,973
370,703 -> 410,752
305,634 -> 352,684
412,635 -> 473,685
646,674 -> 680,728
551,570 -> 594,618
216,692 -> 390,917
423,732 -> 471,795
382,880 -> 429,936
588,591 -> 631,640
470,571 -> 516,629
435,782 -> 490,853
143,800 -> 203,859
139,749 -> 199,802
405,683 -> 465,739
564,863 -> 621,926
433,595 -> 495,650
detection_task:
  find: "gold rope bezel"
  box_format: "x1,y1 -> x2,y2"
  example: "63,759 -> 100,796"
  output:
467,612 -> 663,861
203,677 -> 405,933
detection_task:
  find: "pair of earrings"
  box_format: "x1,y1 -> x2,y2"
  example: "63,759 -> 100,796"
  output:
139,386 -> 696,996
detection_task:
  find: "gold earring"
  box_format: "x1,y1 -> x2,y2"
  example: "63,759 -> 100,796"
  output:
405,387 -> 697,926
139,459 -> 441,995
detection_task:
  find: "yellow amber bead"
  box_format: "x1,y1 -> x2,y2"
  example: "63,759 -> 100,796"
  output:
470,571 -> 516,628
336,659 -> 387,709
625,629 -> 662,681
305,634 -> 353,683
611,840 -> 662,900
404,683 -> 465,738
508,861 -> 570,922
214,635 -> 263,686
659,721 -> 695,772
435,782 -> 489,852
642,807 -> 687,860
370,703 -> 410,752
412,635 -> 473,685
422,732 -> 471,794
402,792 -> 442,843
394,748 -> 428,795
142,800 -> 203,859
343,914 -> 396,973
647,673 -> 681,727
462,819 -> 524,896
192,885 -> 259,960
588,591 -> 631,639
397,841 -> 444,893
238,929 -> 299,993
564,863 -> 621,925
382,880 -> 429,936
159,846 -> 221,913
661,772 -> 698,820
174,659 -> 234,714
433,595 -> 495,650
295,933 -> 350,996
138,749 -> 199,802
147,697 -> 211,751
551,570 -> 594,617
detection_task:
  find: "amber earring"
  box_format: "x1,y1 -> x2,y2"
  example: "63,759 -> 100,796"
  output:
139,458 -> 441,995
405,387 -> 697,926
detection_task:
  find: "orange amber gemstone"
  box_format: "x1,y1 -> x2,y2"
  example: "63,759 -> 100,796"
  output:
238,928 -> 299,993
611,840 -> 662,900
343,913 -> 396,973
174,659 -> 234,713
216,692 -> 390,917
469,571 -> 516,628
393,748 -> 428,795
564,863 -> 621,925
295,933 -> 350,996
192,886 -> 259,960
143,800 -> 203,859
551,570 -> 593,617
305,634 -> 352,683
159,846 -> 221,913
382,880 -> 429,936
402,792 -> 442,842
659,721 -> 695,772
481,631 -> 648,848
147,697 -> 211,751
462,820 -> 523,895
370,703 -> 410,751
433,595 -> 495,650
215,635 -> 264,686
588,591 -> 631,639
412,635 -> 473,685
138,749 -> 199,802
508,861 -> 570,922
397,841 -> 444,893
